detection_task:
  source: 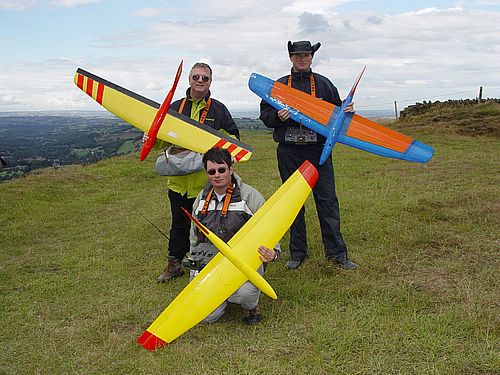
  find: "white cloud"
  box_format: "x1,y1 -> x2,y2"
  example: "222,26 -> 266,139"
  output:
0,0 -> 99,9
283,0 -> 347,15
0,0 -> 35,10
0,94 -> 19,106
1,1 -> 499,112
50,0 -> 100,7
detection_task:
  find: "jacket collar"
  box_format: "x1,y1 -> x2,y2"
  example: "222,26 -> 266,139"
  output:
290,68 -> 313,79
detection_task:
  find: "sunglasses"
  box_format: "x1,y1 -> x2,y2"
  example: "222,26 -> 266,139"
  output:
207,167 -> 228,175
191,74 -> 210,82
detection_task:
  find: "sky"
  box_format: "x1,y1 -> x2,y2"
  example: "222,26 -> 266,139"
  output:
0,0 -> 499,114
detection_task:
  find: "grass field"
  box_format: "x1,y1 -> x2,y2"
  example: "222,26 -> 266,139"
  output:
1,128 -> 498,374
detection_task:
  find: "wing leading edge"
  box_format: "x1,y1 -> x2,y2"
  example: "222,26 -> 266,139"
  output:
138,160 -> 318,350
249,72 -> 433,163
74,68 -> 253,162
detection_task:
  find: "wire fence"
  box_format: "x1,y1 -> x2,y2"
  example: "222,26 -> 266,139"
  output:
358,86 -> 500,109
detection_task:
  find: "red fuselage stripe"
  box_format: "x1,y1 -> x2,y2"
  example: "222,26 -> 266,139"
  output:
77,74 -> 84,90
96,82 -> 104,105
226,144 -> 237,153
85,78 -> 94,97
234,149 -> 248,161
213,139 -> 227,149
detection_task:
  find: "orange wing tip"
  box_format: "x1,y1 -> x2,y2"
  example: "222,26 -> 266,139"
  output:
298,160 -> 318,189
137,330 -> 168,351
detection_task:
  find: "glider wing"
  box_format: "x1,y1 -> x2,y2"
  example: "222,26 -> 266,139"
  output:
137,160 -> 318,350
74,68 -> 253,162
249,72 -> 433,163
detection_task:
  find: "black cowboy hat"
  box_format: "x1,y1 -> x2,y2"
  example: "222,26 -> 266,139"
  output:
287,40 -> 321,55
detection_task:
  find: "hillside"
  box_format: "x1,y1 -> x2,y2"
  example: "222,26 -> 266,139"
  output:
1,129 -> 498,374
0,112 -> 143,181
0,112 -> 264,182
398,99 -> 500,137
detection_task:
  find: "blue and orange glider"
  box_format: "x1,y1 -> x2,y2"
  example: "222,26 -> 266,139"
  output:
249,68 -> 434,165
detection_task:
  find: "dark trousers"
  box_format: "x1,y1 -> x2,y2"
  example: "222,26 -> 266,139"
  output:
277,143 -> 349,262
167,189 -> 196,261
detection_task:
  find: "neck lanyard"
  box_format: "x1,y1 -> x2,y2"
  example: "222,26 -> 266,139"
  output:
287,74 -> 315,97
200,182 -> 233,217
179,97 -> 212,124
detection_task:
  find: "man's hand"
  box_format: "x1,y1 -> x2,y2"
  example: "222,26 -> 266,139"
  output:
277,108 -> 290,122
142,133 -> 149,143
343,101 -> 355,113
258,245 -> 276,263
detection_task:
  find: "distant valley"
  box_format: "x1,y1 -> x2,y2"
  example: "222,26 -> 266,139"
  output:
0,111 -> 266,181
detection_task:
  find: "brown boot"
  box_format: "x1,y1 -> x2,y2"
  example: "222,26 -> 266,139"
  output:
242,305 -> 262,325
157,259 -> 184,283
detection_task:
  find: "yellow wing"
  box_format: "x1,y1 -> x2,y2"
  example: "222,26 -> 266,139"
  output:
74,68 -> 253,162
138,161 -> 318,350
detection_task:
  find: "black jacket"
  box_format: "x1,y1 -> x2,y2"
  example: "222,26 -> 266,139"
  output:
171,89 -> 240,140
259,69 -> 342,144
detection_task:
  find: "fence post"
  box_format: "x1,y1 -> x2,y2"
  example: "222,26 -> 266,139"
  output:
394,100 -> 399,121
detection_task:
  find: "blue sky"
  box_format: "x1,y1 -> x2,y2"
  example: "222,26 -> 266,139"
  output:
1,0 -> 499,112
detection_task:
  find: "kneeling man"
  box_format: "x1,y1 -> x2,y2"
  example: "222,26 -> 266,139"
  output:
188,147 -> 280,324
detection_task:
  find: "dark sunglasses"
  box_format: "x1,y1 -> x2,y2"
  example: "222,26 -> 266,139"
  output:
207,167 -> 227,175
191,74 -> 210,82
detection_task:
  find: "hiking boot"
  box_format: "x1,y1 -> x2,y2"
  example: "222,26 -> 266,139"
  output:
157,259 -> 185,283
285,259 -> 303,269
329,257 -> 358,270
242,306 -> 262,325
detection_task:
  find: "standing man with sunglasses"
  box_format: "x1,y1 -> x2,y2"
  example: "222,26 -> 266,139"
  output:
259,41 -> 357,271
156,62 -> 241,282
187,147 -> 280,324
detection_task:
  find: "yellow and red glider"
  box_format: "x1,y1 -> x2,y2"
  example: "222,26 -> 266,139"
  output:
74,68 -> 254,162
137,160 -> 318,350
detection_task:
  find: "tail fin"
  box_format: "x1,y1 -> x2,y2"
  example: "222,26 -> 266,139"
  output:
140,60 -> 183,161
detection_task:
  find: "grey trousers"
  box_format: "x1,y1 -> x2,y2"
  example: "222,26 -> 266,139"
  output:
203,264 -> 264,323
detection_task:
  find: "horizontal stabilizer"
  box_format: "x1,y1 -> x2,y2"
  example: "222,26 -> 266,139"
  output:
181,208 -> 278,300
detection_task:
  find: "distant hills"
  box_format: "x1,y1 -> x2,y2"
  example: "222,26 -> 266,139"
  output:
5,101 -> 492,183
0,111 -> 265,181
0,112 -> 142,181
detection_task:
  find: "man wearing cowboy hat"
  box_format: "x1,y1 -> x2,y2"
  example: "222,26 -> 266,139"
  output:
259,40 -> 357,271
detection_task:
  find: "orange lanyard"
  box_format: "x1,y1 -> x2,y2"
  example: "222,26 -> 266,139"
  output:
200,182 -> 233,217
287,74 -> 315,97
179,97 -> 212,124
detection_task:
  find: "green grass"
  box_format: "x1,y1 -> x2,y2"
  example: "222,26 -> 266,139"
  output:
1,129 -> 498,374
399,101 -> 500,137
117,140 -> 137,154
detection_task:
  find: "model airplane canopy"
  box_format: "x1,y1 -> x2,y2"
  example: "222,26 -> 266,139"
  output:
74,68 -> 253,162
137,160 -> 319,351
249,71 -> 434,164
